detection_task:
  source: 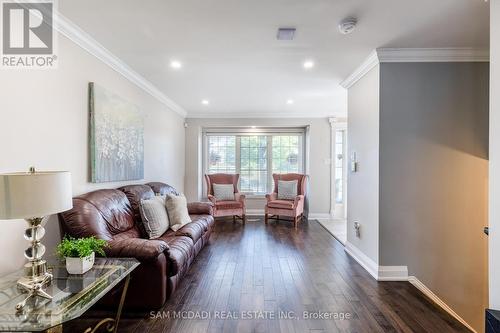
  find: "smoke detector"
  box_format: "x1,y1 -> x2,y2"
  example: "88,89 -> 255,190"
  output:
338,17 -> 357,34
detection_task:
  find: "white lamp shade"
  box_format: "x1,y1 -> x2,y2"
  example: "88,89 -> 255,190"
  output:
0,171 -> 73,219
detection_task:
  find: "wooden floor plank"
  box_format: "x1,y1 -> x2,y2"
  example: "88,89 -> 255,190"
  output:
66,218 -> 472,333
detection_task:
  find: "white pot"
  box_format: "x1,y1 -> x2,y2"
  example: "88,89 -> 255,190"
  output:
65,252 -> 95,274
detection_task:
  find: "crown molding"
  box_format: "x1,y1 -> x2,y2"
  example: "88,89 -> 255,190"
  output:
340,50 -> 379,89
341,47 -> 490,89
187,111 -> 346,119
54,12 -> 187,117
377,47 -> 489,63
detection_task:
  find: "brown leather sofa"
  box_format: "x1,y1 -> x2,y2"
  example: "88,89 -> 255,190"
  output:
59,182 -> 214,309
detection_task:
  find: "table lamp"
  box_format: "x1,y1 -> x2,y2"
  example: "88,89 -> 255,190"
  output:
0,167 -> 72,310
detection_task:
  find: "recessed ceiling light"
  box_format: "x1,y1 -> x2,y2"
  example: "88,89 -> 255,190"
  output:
170,60 -> 182,69
286,99 -> 294,105
303,60 -> 314,69
201,100 -> 210,105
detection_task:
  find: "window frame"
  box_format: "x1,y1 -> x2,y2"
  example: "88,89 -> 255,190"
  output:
202,127 -> 307,198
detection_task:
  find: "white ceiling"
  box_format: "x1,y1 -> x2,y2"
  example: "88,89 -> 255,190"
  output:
60,0 -> 489,118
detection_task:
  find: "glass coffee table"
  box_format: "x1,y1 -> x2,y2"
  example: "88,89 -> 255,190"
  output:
0,257 -> 139,332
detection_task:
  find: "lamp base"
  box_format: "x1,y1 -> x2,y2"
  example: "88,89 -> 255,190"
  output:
15,260 -> 53,312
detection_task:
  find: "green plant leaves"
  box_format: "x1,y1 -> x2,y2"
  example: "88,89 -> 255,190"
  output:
56,236 -> 108,258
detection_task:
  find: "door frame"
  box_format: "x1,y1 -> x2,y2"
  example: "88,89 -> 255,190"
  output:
329,118 -> 348,219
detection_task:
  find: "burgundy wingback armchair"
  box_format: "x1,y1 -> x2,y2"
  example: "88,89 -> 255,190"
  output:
265,173 -> 307,228
205,173 -> 246,223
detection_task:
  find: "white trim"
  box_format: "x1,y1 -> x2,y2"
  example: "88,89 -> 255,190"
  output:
309,213 -> 333,220
54,12 -> 186,117
344,242 -> 408,281
344,241 -> 379,279
245,211 -> 334,218
377,47 -> 489,63
340,50 -> 380,89
187,112 -> 346,119
341,48 -> 490,89
246,209 -> 265,215
408,276 -> 477,333
378,266 -> 408,281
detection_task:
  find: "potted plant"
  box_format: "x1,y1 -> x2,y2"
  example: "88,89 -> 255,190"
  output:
56,236 -> 107,274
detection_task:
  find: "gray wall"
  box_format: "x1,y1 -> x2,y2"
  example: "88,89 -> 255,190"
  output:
379,62 -> 489,331
347,65 -> 380,263
184,118 -> 332,215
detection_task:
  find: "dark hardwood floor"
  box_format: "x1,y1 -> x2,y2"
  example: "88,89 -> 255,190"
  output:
69,218 -> 471,333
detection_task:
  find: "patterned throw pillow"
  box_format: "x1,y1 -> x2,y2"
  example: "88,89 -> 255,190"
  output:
139,196 -> 169,239
213,183 -> 235,201
165,194 -> 192,231
277,180 -> 298,200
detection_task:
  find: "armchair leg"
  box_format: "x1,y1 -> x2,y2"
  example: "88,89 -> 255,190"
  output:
265,214 -> 268,224
293,216 -> 298,229
232,216 -> 236,223
242,214 -> 246,224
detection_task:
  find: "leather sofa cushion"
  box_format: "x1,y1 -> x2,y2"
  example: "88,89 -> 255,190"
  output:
215,200 -> 243,210
190,214 -> 213,231
157,231 -> 194,276
60,189 -> 135,240
146,182 -> 180,196
118,185 -> 155,223
267,199 -> 295,209
176,221 -> 205,243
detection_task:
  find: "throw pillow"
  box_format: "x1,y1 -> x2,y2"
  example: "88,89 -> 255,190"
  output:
165,194 -> 192,231
213,183 -> 235,201
277,180 -> 298,200
139,196 -> 169,239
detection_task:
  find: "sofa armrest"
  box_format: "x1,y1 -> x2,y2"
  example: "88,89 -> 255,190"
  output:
265,193 -> 277,202
234,193 -> 246,202
187,202 -> 214,216
105,238 -> 169,261
207,194 -> 217,204
294,195 -> 305,207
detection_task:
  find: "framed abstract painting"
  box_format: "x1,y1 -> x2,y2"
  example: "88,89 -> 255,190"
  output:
89,82 -> 144,182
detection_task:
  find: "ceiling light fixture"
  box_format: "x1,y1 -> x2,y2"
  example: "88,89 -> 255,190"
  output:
303,60 -> 314,69
286,99 -> 294,105
170,60 -> 182,69
201,100 -> 210,105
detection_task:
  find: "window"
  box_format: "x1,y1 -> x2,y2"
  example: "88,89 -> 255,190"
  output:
334,129 -> 345,204
205,128 -> 305,195
207,136 -> 236,173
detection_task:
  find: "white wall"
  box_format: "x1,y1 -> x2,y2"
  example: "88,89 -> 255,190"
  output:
0,34 -> 185,275
490,0 -> 500,310
184,117 -> 333,215
346,65 -> 380,263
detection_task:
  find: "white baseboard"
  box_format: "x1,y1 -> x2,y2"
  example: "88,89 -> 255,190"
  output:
244,211 -> 333,219
378,266 -> 408,281
344,241 -> 379,279
246,209 -> 264,215
344,242 -> 408,281
408,276 -> 477,333
308,213 -> 333,220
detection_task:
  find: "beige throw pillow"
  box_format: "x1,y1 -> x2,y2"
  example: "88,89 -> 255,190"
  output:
213,183 -> 235,201
139,196 -> 169,239
165,194 -> 192,231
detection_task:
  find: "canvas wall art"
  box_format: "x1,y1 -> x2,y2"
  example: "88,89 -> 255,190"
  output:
89,82 -> 144,182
